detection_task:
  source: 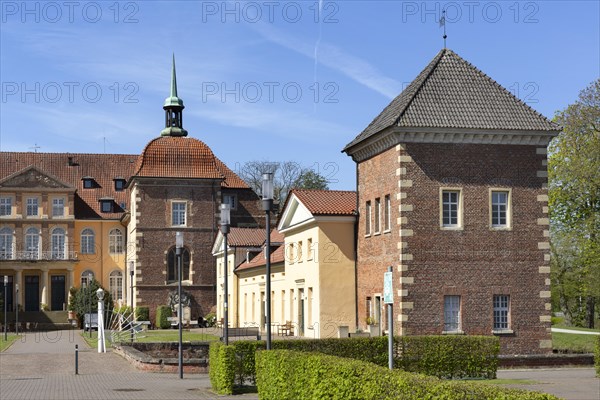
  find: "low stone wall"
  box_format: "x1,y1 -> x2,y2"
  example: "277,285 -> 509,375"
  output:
499,353 -> 594,368
112,342 -> 209,373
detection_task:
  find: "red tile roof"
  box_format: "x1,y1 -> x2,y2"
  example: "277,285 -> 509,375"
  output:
227,228 -> 265,247
1,152 -> 137,219
236,244 -> 285,272
289,189 -> 357,216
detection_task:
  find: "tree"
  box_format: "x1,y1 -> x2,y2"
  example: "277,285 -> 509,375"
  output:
70,279 -> 114,328
238,160 -> 329,206
549,79 -> 600,328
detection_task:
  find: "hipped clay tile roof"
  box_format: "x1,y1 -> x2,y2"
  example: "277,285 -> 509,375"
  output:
344,49 -> 561,151
1,152 -> 136,219
227,228 -> 265,247
236,244 -> 285,272
290,189 -> 357,216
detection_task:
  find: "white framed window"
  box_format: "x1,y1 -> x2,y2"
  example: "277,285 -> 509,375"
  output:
51,228 -> 66,259
384,194 -> 391,232
26,197 -> 39,216
109,228 -> 124,253
297,240 -> 303,262
307,238 -> 314,260
374,197 -> 381,234
25,227 -> 40,259
109,270 -> 123,301
81,228 -> 95,254
223,194 -> 237,210
365,200 -> 372,236
172,201 -> 186,226
167,247 -> 190,282
493,295 -> 511,331
52,198 -> 65,217
81,270 -> 94,286
440,189 -> 462,229
0,227 -> 14,260
490,190 -> 511,229
444,295 -> 461,333
0,197 -> 12,216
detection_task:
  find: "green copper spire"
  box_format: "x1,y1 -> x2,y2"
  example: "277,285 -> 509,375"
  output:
163,54 -> 184,108
161,54 -> 188,137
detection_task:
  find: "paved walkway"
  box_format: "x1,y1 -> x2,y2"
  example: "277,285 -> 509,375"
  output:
0,330 -> 257,400
498,368 -> 599,400
551,327 -> 600,335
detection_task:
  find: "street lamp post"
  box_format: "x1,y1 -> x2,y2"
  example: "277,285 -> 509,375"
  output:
88,272 -> 93,338
175,231 -> 184,379
15,283 -> 19,336
262,173 -> 274,350
96,288 -> 106,353
3,276 -> 7,341
129,261 -> 134,344
220,204 -> 231,345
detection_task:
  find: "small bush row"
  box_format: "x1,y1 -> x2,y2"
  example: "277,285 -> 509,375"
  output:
209,335 -> 499,390
209,342 -> 235,395
256,350 -> 560,400
155,305 -> 172,329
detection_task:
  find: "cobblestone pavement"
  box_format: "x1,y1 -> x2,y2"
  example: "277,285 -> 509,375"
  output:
498,368 -> 599,400
0,330 -> 258,400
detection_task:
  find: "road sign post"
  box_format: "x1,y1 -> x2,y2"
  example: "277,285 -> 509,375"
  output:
384,267 -> 393,370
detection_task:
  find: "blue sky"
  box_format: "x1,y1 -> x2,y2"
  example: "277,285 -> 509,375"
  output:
1,1 -> 598,190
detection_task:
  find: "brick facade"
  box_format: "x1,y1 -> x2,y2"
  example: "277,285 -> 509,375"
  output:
357,143 -> 551,354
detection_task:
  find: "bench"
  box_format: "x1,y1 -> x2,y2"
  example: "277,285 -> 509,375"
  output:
278,321 -> 293,336
221,326 -> 261,341
132,321 -> 151,332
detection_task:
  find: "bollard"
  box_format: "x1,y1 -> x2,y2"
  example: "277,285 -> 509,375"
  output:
75,344 -> 79,375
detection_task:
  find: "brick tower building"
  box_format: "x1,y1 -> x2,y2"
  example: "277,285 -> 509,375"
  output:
343,49 -> 561,355
126,58 -> 262,322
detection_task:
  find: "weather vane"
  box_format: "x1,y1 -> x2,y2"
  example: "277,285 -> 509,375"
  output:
439,10 -> 447,49
29,143 -> 41,153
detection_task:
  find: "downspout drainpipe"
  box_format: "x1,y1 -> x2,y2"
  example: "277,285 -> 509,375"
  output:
354,161 -> 359,330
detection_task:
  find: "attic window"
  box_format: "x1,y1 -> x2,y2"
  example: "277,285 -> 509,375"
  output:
100,198 -> 114,213
82,177 -> 95,189
114,178 -> 126,191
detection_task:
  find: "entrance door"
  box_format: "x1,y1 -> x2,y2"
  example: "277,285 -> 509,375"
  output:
298,289 -> 305,336
25,275 -> 40,311
0,276 -> 13,311
51,275 -> 66,311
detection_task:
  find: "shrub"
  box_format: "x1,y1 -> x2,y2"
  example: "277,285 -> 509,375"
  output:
595,335 -> 600,377
135,306 -> 149,321
220,335 -> 498,386
209,342 -> 235,395
256,350 -> 560,400
155,305 -> 172,329
70,279 -> 113,328
397,335 -> 499,379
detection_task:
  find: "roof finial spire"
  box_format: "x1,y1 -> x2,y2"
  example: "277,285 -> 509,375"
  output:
439,10 -> 447,49
160,54 -> 188,137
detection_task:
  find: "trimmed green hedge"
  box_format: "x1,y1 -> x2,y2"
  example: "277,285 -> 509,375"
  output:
397,335 -> 499,379
209,342 -> 236,395
155,305 -> 172,329
135,306 -> 149,322
256,350 -> 560,400
595,335 -> 600,377
213,335 -> 498,388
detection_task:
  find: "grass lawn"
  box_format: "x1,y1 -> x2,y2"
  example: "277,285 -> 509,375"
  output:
135,329 -> 219,343
0,333 -> 20,352
552,331 -> 597,353
80,329 -> 218,348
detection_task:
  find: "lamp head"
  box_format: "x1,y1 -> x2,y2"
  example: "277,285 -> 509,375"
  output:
96,288 -> 105,301
3,275 -> 7,285
129,261 -> 134,275
262,172 -> 274,200
175,231 -> 184,249
220,203 -> 231,226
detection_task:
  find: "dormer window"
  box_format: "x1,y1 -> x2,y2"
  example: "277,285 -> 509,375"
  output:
114,178 -> 126,191
100,198 -> 114,213
82,176 -> 95,189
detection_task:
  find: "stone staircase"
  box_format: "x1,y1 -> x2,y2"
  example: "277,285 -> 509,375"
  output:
1,311 -> 73,331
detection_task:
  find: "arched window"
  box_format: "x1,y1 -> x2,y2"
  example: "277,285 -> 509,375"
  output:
25,227 -> 40,260
0,227 -> 13,260
109,228 -> 124,253
81,270 -> 94,286
51,228 -> 66,259
109,270 -> 123,301
81,229 -> 95,254
167,247 -> 190,283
